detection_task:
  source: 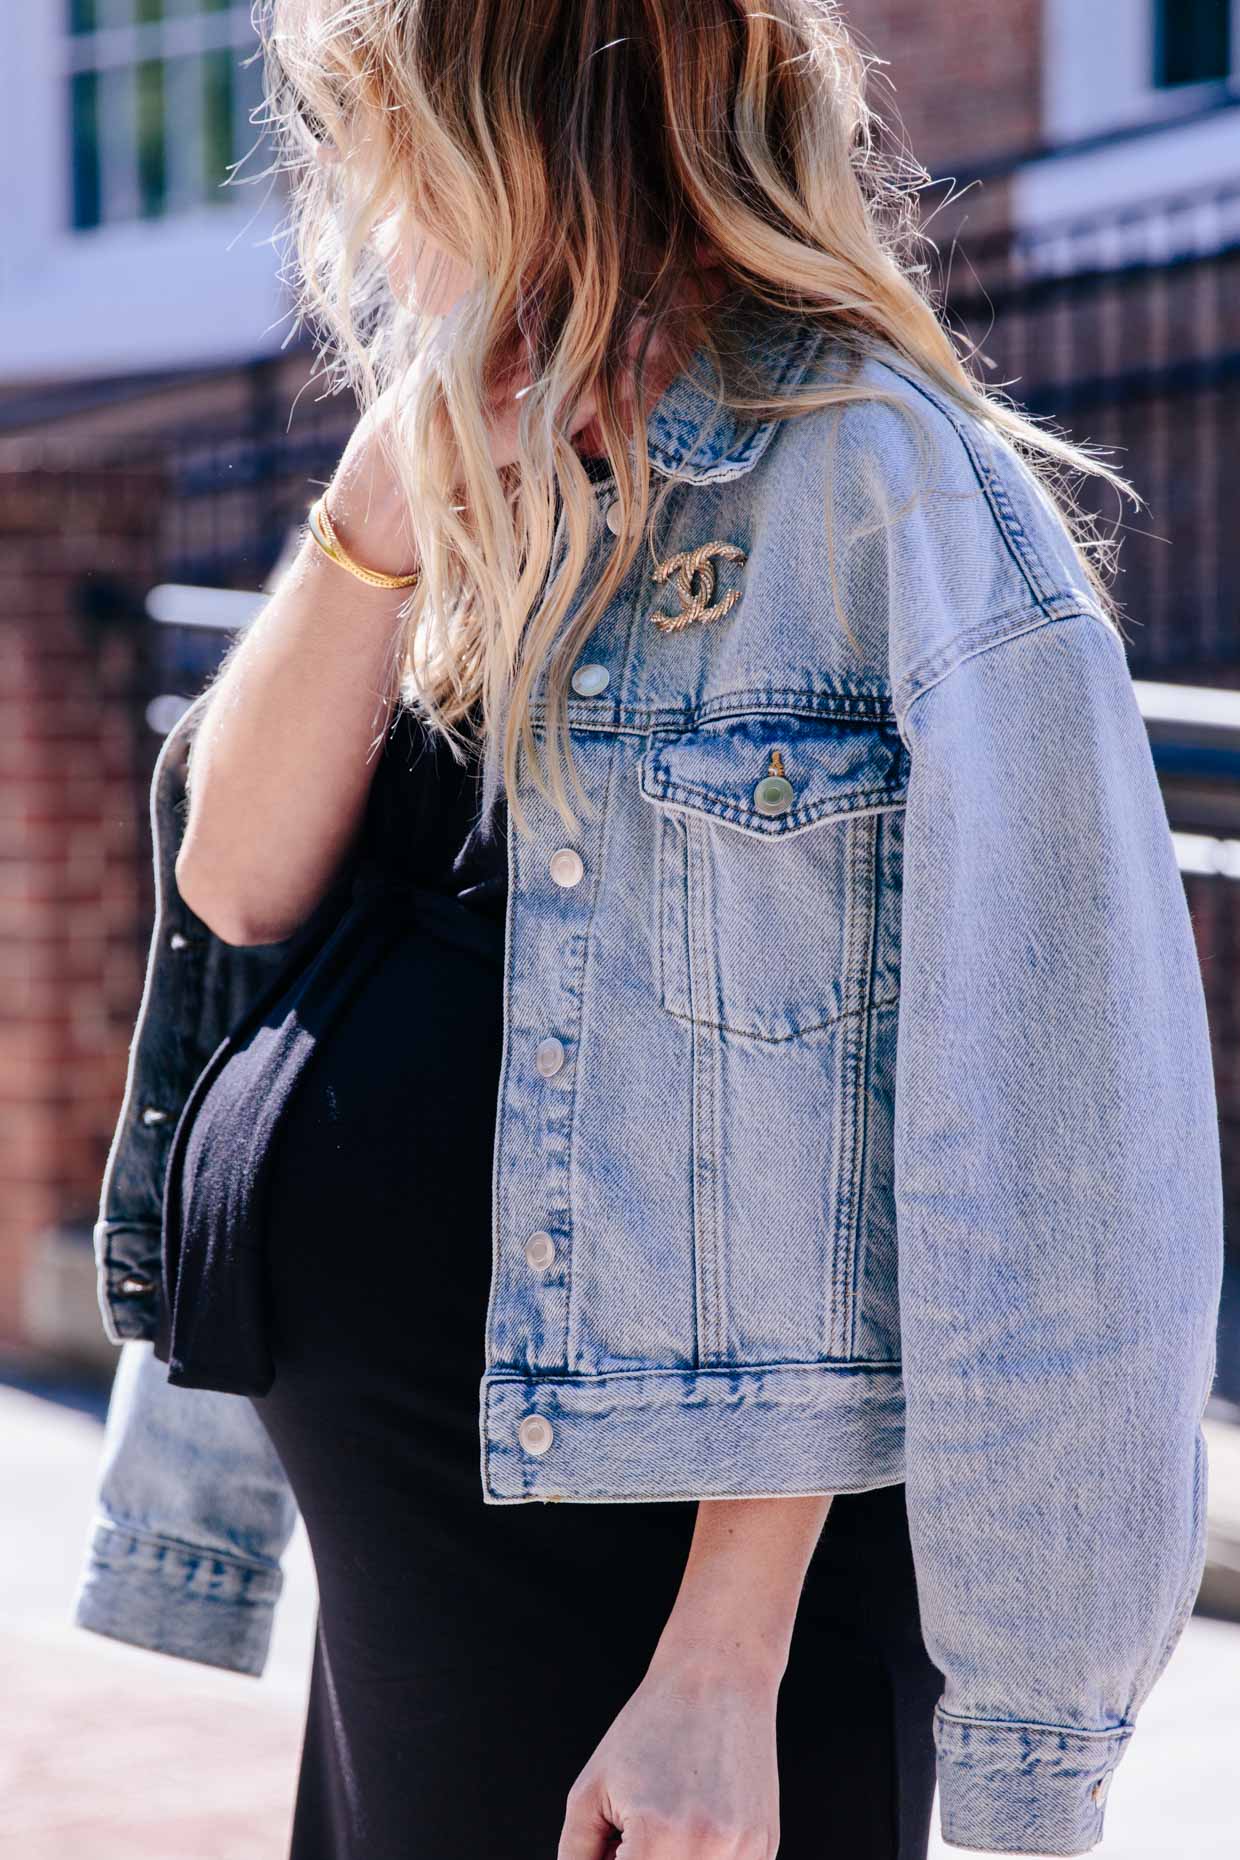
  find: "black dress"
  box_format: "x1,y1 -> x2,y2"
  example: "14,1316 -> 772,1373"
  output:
158,703 -> 944,1860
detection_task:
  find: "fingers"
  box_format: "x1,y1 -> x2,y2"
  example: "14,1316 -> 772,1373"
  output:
560,1796 -> 776,1860
557,1780 -> 621,1860
619,1815 -> 773,1859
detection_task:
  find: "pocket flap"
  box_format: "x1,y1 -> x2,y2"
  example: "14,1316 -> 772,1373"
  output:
639,710 -> 908,838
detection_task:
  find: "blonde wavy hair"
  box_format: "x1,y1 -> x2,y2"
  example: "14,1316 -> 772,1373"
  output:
250,0 -> 1136,837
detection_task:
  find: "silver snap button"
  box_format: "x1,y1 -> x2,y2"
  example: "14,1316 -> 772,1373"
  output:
549,848 -> 584,888
604,500 -> 623,536
140,1105 -> 170,1126
118,1274 -> 154,1297
518,1414 -> 554,1455
753,774 -> 795,816
534,1037 -> 566,1078
571,662 -> 610,697
168,931 -> 191,951
525,1231 -> 556,1271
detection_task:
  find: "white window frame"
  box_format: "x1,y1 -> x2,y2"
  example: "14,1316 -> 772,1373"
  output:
65,1 -> 260,228
0,3 -> 290,384
1042,0 -> 1239,142
1151,0 -> 1237,92
1015,0 -> 1240,272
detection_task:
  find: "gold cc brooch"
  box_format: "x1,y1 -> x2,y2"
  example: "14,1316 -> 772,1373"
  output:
650,540 -> 747,633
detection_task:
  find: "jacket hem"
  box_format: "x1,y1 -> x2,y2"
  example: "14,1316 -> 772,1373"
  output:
70,1517 -> 281,1679
480,1359 -> 905,1502
933,1706 -> 1132,1856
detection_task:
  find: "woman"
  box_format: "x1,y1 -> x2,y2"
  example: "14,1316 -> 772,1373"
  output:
150,3 -> 1223,1858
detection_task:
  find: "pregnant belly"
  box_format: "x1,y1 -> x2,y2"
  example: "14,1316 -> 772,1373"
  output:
158,889 -> 505,1397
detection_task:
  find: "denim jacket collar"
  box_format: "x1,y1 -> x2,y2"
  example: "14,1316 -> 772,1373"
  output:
644,299 -> 830,484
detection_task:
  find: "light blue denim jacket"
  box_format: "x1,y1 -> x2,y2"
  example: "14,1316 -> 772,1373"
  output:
75,301 -> 1223,1855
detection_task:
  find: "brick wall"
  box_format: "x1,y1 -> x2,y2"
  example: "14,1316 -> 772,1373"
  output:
789,1 -> 1040,264
842,0 -> 1043,169
0,454 -> 161,1350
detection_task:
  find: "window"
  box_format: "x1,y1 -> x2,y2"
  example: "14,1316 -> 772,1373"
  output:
1153,0 -> 1233,88
66,0 -> 266,231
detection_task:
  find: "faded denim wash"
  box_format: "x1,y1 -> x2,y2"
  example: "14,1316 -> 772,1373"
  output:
74,299 -> 1224,1855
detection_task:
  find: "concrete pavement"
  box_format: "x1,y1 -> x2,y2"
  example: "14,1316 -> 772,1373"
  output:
1,1375 -> 317,1859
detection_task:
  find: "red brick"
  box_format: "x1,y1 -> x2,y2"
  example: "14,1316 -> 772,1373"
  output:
0,461 -> 162,1351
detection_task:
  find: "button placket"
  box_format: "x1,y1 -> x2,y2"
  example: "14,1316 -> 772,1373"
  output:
518,1414 -> 554,1455
525,1231 -> 556,1271
571,661 -> 610,697
524,1227 -> 557,1272
490,728 -> 623,1488
549,847 -> 584,888
534,1035 -> 566,1078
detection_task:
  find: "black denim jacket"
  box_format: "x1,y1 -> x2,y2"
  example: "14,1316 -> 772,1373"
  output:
91,689 -> 358,1345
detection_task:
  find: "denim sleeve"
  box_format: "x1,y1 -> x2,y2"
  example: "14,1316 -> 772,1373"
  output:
893,607 -> 1224,1855
71,1341 -> 299,1677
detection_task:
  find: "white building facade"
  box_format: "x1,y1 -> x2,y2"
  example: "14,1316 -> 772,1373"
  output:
0,0 -> 290,385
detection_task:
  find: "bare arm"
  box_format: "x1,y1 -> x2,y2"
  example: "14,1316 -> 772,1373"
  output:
172,386 -> 430,947
174,316 -> 687,947
173,518 -> 414,948
559,1495 -> 832,1859
173,346 -> 633,950
653,1494 -> 832,1681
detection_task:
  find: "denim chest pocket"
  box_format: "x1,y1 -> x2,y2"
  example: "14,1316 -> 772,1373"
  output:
638,710 -> 908,1042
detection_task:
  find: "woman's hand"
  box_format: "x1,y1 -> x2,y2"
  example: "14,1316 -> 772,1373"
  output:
556,1493 -> 833,1860
324,305 -> 698,576
321,362 -> 606,577
557,1649 -> 781,1860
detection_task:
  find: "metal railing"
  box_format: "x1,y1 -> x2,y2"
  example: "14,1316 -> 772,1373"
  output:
6,135 -> 1236,677
935,172 -> 1240,677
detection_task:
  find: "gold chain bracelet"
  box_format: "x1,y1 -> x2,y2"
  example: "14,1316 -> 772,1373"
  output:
305,493 -> 421,590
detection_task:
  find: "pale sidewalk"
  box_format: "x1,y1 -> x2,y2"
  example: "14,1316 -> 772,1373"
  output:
2,1376 -> 316,1860
2,1377 -> 1238,1859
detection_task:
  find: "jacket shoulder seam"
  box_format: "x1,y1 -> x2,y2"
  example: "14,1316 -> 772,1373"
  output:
896,602 -> 1126,748
861,350 -> 1074,613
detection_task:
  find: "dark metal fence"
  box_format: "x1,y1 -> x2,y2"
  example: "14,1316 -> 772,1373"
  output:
6,160 -> 1237,676
938,174 -> 1240,680
147,356 -> 354,592
40,197 -> 1240,687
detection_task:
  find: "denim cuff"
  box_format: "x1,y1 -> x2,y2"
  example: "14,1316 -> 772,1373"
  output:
70,1517 -> 282,1679
934,1705 -> 1132,1855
